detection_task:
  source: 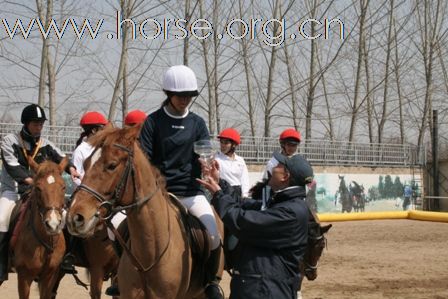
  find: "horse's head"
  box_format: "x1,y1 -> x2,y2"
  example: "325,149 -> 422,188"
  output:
66,124 -> 151,237
28,157 -> 68,235
303,222 -> 332,281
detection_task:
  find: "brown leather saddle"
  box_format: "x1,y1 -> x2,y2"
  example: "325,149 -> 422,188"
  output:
167,194 -> 211,275
9,192 -> 31,251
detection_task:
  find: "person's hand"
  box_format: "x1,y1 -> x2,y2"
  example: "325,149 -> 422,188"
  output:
69,167 -> 81,182
197,160 -> 221,194
23,177 -> 33,185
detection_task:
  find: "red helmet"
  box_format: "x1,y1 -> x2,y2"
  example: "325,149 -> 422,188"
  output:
80,111 -> 108,126
279,128 -> 301,143
218,128 -> 241,145
124,109 -> 146,125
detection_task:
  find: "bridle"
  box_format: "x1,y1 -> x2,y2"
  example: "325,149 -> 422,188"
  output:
72,143 -> 159,219
70,142 -> 169,275
29,185 -> 65,251
304,231 -> 327,276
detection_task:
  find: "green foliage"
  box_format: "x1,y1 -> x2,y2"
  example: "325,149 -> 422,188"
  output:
378,176 -> 385,198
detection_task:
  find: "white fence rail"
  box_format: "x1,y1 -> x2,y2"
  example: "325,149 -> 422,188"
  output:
0,123 -> 425,167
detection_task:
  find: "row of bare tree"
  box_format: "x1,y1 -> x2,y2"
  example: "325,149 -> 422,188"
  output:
0,0 -> 447,151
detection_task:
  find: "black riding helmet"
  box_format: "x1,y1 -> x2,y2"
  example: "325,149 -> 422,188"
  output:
21,104 -> 47,124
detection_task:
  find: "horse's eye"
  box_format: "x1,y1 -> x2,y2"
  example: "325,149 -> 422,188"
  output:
106,163 -> 118,171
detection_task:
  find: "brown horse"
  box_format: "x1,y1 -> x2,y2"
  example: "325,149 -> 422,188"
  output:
10,158 -> 67,299
66,125 -> 224,299
300,219 -> 332,282
296,219 -> 331,297
52,224 -> 119,299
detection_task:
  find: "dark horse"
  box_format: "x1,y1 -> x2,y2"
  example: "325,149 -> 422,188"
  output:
8,158 -> 67,299
336,175 -> 352,213
349,181 -> 365,212
65,125 -> 224,299
51,225 -> 119,299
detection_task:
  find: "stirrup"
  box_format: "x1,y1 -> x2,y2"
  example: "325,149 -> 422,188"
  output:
205,282 -> 224,299
60,254 -> 77,274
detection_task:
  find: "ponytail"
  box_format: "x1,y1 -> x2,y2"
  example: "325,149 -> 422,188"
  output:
76,131 -> 88,147
76,124 -> 103,147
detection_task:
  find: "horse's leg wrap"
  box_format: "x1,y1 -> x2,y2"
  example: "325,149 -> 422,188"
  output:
0,232 -> 9,283
204,247 -> 224,299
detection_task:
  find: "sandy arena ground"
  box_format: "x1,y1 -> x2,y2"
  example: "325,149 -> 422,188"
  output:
1,219 -> 447,298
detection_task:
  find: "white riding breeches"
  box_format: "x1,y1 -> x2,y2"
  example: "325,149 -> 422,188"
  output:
107,212 -> 127,241
0,190 -> 19,232
180,194 -> 221,250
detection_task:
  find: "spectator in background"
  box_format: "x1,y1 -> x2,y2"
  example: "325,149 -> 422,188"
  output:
215,128 -> 250,199
124,109 -> 147,127
263,128 -> 302,179
71,111 -> 108,186
403,184 -> 412,211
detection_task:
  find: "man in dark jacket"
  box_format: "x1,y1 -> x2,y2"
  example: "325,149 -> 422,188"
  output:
198,151 -> 313,299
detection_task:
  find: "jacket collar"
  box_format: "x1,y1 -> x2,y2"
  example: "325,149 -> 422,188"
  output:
20,126 -> 40,146
270,186 -> 306,206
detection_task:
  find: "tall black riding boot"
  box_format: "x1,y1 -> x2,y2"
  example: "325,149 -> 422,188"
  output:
0,232 -> 9,285
204,247 -> 224,299
60,234 -> 78,274
105,239 -> 121,297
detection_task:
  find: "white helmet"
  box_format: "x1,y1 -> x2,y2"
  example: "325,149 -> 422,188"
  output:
163,65 -> 199,96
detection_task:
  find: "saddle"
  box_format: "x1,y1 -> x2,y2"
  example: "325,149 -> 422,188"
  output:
168,194 -> 211,274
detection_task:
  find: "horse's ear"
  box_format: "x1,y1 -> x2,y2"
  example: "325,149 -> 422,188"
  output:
124,123 -> 142,141
89,124 -> 115,147
321,224 -> 332,234
27,156 -> 39,173
58,157 -> 69,174
104,122 -> 114,129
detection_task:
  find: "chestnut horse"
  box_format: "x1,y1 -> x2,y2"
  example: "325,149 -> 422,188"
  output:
66,125 -> 224,299
10,158 -> 67,299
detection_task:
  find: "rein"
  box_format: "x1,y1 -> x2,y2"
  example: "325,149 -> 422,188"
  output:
73,143 -> 170,274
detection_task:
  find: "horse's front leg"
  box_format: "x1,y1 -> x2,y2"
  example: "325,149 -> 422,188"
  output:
17,273 -> 33,299
50,271 -> 65,299
38,268 -> 61,299
89,267 -> 104,299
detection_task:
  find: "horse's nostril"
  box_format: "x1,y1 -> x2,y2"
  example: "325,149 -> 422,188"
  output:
74,214 -> 84,226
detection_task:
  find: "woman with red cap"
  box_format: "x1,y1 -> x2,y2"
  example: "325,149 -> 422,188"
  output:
215,128 -> 249,198
72,111 -> 108,186
124,109 -> 146,127
263,128 -> 302,180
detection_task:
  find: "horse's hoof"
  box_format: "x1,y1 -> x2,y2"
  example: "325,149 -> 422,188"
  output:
105,285 -> 120,296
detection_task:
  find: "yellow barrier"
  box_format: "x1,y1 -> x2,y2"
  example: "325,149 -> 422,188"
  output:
317,211 -> 448,223
408,210 -> 448,222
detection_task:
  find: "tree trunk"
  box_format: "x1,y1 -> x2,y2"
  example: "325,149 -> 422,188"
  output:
263,0 -> 280,137
348,0 -> 369,142
378,0 -> 394,144
108,0 -> 132,122
36,0 -> 53,107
